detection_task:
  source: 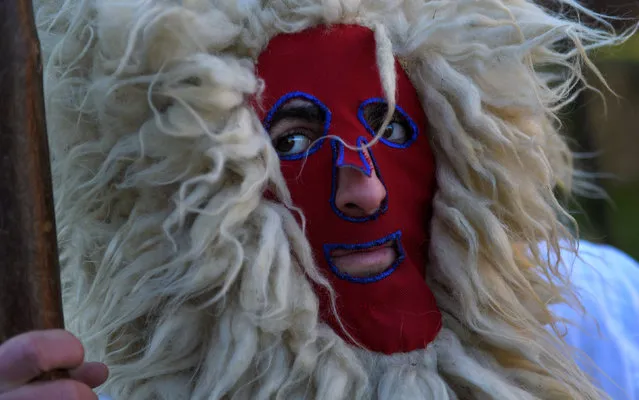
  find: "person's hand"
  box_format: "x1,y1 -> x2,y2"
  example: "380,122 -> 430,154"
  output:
0,330 -> 108,399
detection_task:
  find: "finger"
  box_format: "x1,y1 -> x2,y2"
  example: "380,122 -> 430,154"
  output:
0,380 -> 97,400
0,330 -> 84,391
69,362 -> 109,389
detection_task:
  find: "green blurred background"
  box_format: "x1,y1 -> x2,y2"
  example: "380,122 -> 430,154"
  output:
559,0 -> 639,260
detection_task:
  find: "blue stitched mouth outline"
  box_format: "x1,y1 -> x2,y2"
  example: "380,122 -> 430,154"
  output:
323,230 -> 405,284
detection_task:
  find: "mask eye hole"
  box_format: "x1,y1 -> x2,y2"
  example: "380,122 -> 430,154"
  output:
263,93 -> 330,160
272,134 -> 313,157
382,121 -> 409,145
358,99 -> 418,148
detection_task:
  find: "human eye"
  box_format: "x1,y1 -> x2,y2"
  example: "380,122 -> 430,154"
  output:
272,130 -> 314,157
265,97 -> 327,159
382,121 -> 409,145
360,100 -> 416,147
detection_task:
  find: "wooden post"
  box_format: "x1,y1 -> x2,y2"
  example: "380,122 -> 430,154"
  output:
0,0 -> 66,355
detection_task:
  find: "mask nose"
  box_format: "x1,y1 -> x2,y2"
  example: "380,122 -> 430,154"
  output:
333,139 -> 387,219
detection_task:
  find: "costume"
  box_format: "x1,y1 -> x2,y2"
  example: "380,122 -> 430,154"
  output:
34,0 -> 634,398
258,25 -> 441,354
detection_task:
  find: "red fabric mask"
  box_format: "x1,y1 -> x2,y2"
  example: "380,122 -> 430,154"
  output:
256,25 -> 442,354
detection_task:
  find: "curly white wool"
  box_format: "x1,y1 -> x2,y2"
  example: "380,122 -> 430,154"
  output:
35,0 -> 626,398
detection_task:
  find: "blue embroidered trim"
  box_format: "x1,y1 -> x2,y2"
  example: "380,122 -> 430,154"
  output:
323,231 -> 405,283
335,136 -> 373,177
329,138 -> 388,223
357,98 -> 418,149
262,91 -> 331,161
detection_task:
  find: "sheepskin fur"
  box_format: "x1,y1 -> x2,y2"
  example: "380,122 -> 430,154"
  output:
34,0 -> 626,398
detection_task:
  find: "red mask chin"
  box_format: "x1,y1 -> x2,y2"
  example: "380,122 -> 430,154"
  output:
256,24 -> 442,354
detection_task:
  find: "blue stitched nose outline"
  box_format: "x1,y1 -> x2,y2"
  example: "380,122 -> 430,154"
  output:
335,136 -> 373,177
330,137 -> 388,222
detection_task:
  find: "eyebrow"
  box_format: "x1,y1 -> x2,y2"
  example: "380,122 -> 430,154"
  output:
364,103 -> 388,127
267,103 -> 325,128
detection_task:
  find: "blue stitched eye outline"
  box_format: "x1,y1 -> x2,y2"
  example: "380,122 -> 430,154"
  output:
263,91 -> 331,161
323,230 -> 405,283
357,98 -> 418,149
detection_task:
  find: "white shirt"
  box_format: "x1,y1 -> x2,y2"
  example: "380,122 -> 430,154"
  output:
551,241 -> 639,399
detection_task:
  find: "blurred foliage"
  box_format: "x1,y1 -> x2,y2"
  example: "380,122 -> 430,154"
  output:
565,32 -> 639,261
607,185 -> 639,258
595,30 -> 639,62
